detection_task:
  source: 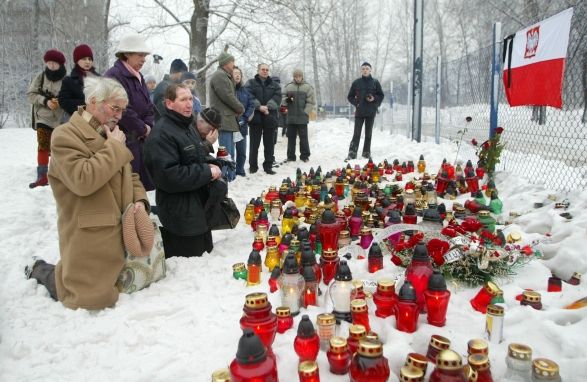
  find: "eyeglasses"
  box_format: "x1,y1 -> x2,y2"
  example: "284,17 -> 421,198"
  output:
104,102 -> 127,114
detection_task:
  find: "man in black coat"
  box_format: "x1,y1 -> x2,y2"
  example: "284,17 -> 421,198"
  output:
346,62 -> 384,160
245,63 -> 281,175
144,84 -> 223,257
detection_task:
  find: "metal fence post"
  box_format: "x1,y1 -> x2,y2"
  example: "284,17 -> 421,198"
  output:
407,73 -> 412,139
435,56 -> 441,144
412,0 -> 424,142
489,22 -> 502,138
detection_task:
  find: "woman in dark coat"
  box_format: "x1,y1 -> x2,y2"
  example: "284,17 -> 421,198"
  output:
233,66 -> 255,177
58,44 -> 99,116
104,34 -> 155,191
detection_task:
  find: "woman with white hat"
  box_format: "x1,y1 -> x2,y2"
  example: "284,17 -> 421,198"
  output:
104,33 -> 155,191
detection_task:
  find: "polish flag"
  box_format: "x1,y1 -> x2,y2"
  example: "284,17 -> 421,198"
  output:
502,8 -> 573,108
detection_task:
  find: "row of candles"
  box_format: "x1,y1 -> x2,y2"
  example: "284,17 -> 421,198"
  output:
217,289 -> 562,381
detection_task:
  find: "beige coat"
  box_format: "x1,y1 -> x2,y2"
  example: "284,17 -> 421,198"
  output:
48,110 -> 147,310
208,67 -> 244,132
26,72 -> 64,128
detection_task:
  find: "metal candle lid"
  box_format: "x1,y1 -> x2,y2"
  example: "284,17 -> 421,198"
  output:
399,366 -> 424,381
357,339 -> 383,357
211,368 -> 231,382
429,334 -> 451,351
468,354 -> 490,371
522,290 -> 542,303
377,279 -> 395,292
532,358 -> 559,377
275,306 -> 291,317
360,227 -> 372,235
352,279 -> 364,291
467,338 -> 489,355
232,262 -> 246,272
486,304 -> 504,316
436,349 -> 463,370
364,332 -> 379,343
478,210 -> 491,217
508,343 -> 532,360
329,336 -> 348,353
405,353 -> 428,373
339,230 -> 350,239
348,324 -> 366,339
298,360 -> 319,377
484,281 -> 501,295
321,249 -> 338,260
317,313 -> 335,326
244,292 -> 268,309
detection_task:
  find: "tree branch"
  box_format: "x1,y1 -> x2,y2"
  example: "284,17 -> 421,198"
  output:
207,3 -> 237,47
152,0 -> 191,37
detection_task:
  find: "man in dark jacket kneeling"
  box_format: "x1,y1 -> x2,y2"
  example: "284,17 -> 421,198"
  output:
144,83 -> 223,257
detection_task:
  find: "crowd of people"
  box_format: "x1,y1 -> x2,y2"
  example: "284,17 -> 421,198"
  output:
24,33 -> 384,310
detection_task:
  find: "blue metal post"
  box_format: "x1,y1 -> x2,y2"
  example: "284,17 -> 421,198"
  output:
489,22 -> 502,138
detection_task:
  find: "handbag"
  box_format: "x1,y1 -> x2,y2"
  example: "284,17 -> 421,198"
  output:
117,204 -> 167,293
207,197 -> 241,230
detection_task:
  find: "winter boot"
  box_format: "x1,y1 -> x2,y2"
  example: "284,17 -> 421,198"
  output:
29,165 -> 48,188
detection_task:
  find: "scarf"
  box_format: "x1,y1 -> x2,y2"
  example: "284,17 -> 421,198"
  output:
45,65 -> 66,82
74,64 -> 98,78
78,107 -> 107,138
121,60 -> 142,83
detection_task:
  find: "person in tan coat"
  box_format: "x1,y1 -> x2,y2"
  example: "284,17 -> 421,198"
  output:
26,49 -> 67,188
25,76 -> 149,310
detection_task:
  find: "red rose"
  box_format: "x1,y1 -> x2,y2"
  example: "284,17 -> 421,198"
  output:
391,255 -> 403,266
471,138 -> 478,146
495,127 -> 504,134
482,141 -> 490,150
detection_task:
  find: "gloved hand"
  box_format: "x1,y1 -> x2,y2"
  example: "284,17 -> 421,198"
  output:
217,157 -> 236,171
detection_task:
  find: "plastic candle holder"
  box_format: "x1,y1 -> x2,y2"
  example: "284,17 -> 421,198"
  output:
470,281 -> 501,313
239,293 -> 278,352
275,306 -> 294,334
350,299 -> 371,333
327,337 -> 352,375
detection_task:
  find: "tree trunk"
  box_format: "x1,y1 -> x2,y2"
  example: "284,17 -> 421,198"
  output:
102,0 -> 111,71
191,0 -> 209,104
308,24 -> 321,108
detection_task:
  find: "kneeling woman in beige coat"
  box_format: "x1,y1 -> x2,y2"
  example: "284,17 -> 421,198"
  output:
25,77 -> 149,310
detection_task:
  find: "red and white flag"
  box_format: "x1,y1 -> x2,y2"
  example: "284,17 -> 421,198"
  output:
502,8 -> 573,108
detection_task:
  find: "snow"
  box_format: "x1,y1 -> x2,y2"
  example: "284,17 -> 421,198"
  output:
0,119 -> 586,381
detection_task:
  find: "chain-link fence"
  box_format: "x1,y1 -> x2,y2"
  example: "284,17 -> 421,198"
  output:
386,6 -> 586,192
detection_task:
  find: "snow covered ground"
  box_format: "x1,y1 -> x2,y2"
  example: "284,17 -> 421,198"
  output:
0,119 -> 585,381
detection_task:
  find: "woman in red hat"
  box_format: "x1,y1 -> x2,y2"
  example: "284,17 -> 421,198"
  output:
26,49 -> 67,188
58,44 -> 100,117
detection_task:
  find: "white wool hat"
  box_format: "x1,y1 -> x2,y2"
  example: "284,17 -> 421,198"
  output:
115,34 -> 150,55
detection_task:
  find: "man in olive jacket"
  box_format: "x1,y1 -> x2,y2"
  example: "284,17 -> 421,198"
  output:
346,62 -> 384,160
209,51 -> 244,181
281,68 -> 316,162
245,63 -> 281,175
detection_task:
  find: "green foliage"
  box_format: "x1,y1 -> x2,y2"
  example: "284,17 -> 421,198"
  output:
477,128 -> 505,175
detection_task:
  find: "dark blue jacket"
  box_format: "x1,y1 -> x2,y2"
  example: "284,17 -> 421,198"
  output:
347,75 -> 384,118
236,83 -> 255,136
